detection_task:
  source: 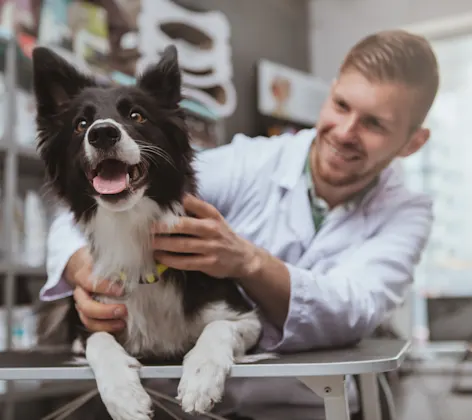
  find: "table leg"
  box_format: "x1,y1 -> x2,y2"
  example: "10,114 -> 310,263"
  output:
359,373 -> 382,420
3,381 -> 15,420
298,375 -> 350,420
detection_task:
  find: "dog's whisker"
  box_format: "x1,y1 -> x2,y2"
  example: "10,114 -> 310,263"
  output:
140,147 -> 176,169
140,152 -> 168,169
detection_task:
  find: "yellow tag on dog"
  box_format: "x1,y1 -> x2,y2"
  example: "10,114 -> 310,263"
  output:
156,264 -> 168,276
145,273 -> 156,283
119,264 -> 168,284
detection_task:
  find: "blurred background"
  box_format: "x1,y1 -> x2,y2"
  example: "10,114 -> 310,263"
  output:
0,0 -> 471,419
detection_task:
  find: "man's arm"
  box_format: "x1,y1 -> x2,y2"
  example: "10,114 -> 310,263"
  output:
248,194 -> 433,352
154,192 -> 433,352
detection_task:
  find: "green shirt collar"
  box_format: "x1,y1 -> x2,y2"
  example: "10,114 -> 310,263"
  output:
303,149 -> 379,230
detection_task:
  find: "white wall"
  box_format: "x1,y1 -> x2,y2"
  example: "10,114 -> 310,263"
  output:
308,0 -> 472,80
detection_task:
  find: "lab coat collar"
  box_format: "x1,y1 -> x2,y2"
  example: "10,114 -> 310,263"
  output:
360,158 -> 405,210
272,128 -> 316,191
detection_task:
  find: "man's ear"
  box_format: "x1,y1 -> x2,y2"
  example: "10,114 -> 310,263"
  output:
398,127 -> 430,158
137,44 -> 181,106
32,47 -> 95,116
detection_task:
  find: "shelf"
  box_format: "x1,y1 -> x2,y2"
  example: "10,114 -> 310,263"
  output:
0,142 -> 44,177
0,262 -> 46,278
16,145 -> 44,177
15,144 -> 39,160
13,264 -> 46,277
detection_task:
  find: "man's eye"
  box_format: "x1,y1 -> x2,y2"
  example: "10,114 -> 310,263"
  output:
335,99 -> 348,110
364,118 -> 384,131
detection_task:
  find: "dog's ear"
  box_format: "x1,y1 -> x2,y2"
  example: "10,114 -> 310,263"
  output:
137,45 -> 181,106
32,47 -> 95,116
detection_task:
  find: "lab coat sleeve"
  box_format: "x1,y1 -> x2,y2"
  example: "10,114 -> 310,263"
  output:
39,209 -> 87,301
263,193 -> 433,353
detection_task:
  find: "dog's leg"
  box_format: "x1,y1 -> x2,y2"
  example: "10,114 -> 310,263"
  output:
86,332 -> 153,420
177,311 -> 262,414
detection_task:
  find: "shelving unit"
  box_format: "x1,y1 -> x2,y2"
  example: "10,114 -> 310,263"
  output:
0,30 -> 44,420
1,33 -> 42,349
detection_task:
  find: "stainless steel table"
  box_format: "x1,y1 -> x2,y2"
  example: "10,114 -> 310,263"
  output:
0,339 -> 410,420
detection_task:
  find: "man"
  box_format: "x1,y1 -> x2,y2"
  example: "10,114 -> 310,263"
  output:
41,29 -> 438,419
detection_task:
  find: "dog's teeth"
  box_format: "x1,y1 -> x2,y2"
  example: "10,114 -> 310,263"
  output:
126,173 -> 130,187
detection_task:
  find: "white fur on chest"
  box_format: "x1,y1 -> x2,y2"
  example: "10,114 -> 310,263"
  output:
82,197 -> 181,285
101,283 -> 244,358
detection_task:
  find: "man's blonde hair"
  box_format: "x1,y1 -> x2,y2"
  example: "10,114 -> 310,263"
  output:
340,29 -> 440,128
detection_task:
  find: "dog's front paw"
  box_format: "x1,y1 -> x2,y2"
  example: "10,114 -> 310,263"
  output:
97,355 -> 153,420
177,349 -> 232,414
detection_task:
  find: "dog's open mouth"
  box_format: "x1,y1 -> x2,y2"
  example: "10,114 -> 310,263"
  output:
89,159 -> 146,196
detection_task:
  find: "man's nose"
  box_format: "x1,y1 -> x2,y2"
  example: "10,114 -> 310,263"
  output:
335,115 -> 358,141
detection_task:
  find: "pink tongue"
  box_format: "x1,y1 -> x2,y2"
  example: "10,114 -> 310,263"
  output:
93,173 -> 127,195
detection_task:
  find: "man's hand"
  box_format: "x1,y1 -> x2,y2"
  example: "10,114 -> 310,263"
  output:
152,194 -> 260,279
66,247 -> 127,333
153,194 -> 290,327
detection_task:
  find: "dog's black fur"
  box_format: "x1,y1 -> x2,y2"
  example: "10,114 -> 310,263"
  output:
32,45 -> 252,361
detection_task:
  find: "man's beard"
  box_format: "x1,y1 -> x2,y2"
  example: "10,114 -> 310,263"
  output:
312,138 -> 394,188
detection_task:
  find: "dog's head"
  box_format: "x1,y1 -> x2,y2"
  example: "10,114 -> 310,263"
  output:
32,45 -> 195,220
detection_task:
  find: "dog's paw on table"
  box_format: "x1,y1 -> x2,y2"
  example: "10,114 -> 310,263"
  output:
177,348 -> 232,414
95,353 -> 154,420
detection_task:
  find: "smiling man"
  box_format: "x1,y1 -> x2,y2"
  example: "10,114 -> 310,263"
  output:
42,30 -> 439,419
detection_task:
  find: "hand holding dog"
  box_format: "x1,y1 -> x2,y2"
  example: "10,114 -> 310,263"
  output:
152,194 -> 259,279
66,247 -> 127,333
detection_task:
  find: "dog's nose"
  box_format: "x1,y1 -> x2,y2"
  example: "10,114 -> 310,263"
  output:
88,122 -> 121,150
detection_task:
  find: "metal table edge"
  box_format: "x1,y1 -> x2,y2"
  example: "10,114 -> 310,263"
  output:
0,340 -> 412,381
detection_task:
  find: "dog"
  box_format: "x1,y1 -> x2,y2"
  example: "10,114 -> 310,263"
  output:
32,45 -> 269,420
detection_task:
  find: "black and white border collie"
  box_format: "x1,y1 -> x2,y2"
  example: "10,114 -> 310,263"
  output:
32,45 -> 269,420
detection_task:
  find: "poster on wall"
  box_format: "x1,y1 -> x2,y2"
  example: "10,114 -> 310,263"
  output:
257,59 -> 329,128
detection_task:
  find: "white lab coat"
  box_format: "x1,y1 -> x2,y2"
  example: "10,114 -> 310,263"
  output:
40,128 -> 433,419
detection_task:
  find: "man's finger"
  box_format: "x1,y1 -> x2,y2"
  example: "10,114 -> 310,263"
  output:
153,251 -> 215,272
152,217 -> 218,237
152,235 -> 210,254
78,310 -> 126,333
182,194 -> 221,220
74,267 -> 123,296
74,287 -> 127,321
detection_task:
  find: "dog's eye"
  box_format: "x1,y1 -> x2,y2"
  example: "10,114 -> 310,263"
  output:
75,119 -> 88,133
130,111 -> 146,123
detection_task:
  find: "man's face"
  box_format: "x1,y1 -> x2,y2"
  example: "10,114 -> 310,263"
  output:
314,70 -> 429,187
